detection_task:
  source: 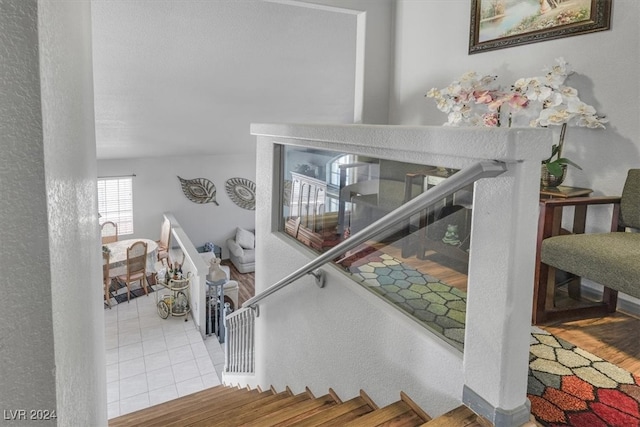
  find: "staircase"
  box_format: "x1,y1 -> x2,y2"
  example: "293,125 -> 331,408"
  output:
109,385 -> 490,427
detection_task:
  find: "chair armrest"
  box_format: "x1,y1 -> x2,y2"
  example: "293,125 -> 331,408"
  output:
539,196 -> 622,243
226,238 -> 245,257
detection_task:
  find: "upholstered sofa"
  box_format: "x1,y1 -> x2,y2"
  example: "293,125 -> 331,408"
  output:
226,227 -> 255,273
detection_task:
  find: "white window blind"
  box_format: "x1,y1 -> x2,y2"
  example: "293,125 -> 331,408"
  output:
98,177 -> 133,235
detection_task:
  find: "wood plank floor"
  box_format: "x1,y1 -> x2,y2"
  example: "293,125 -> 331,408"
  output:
221,248 -> 640,377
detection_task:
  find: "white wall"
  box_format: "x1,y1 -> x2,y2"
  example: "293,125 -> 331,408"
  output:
243,123 -> 551,421
97,154 -> 256,258
300,0 -> 395,124
390,0 -> 640,303
0,0 -> 105,425
391,0 -> 640,209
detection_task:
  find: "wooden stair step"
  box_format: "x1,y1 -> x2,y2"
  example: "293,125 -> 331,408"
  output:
420,405 -> 486,427
187,390 -> 313,427
243,393 -> 339,426
290,395 -> 376,427
159,389 -> 276,427
342,400 -> 427,427
109,386 -> 253,427
187,390 -> 303,427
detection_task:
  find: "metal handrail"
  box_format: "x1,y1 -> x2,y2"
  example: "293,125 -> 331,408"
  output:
241,160 -> 507,314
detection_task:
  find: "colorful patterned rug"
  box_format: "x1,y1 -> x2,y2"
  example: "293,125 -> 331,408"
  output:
343,249 -> 640,426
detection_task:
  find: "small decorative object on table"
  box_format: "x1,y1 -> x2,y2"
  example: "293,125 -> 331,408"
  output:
426,57 -> 608,187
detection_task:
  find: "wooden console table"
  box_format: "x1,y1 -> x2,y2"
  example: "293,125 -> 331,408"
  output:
533,185 -> 593,324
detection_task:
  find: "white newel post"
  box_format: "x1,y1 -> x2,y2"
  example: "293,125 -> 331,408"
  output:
462,140 -> 548,426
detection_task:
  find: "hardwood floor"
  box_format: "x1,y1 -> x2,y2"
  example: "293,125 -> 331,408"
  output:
221,259 -> 254,307
221,249 -> 640,377
542,310 -> 640,375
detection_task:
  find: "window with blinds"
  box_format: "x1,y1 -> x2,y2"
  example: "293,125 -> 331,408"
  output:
97,177 -> 133,235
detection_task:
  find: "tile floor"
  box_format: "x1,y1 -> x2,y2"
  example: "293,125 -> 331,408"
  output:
105,288 -> 226,419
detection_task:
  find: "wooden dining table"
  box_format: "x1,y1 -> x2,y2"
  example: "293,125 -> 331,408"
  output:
104,238 -> 158,277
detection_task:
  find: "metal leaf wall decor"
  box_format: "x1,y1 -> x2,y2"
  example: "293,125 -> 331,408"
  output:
177,176 -> 219,205
225,177 -> 256,210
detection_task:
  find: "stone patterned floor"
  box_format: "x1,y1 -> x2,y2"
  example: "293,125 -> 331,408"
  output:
347,250 -> 640,426
348,252 -> 466,350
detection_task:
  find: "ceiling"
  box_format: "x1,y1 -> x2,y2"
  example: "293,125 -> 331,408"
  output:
91,0 -> 361,160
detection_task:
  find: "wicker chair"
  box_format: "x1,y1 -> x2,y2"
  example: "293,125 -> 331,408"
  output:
156,218 -> 171,263
101,221 -> 118,244
103,251 -> 113,308
534,169 -> 640,324
117,241 -> 149,302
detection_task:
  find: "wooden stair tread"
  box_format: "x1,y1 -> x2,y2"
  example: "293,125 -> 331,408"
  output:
152,389 -> 273,427
290,396 -> 375,427
109,386 -> 254,427
171,390 -> 292,427
187,391 -> 313,427
110,385 -> 483,427
341,400 -> 425,427
421,405 -> 485,427
243,394 -> 338,427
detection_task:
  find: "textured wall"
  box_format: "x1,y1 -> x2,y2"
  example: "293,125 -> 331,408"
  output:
246,123 -> 550,419
0,1 -> 104,425
38,0 -> 106,425
0,0 -> 58,422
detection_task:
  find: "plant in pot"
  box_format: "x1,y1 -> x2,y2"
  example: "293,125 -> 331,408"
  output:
426,57 -> 608,186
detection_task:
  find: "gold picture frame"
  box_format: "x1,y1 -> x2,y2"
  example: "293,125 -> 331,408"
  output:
469,0 -> 612,54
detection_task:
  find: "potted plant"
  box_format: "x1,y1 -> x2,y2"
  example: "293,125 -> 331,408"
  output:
426,58 -> 608,185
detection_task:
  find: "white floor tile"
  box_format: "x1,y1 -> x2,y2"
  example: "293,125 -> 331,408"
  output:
201,373 -> 222,388
148,385 -> 179,406
208,346 -> 226,365
107,381 -> 120,404
119,342 -> 144,362
165,331 -> 190,349
176,376 -> 205,397
106,363 -> 119,384
191,341 -> 209,359
119,356 -> 146,380
141,325 -> 165,342
107,402 -> 120,419
147,366 -> 175,391
171,359 -> 200,382
196,356 -> 215,375
119,329 -> 142,347
119,373 -> 148,399
106,294 -> 225,419
168,345 -> 194,365
105,334 -> 119,350
119,392 -> 150,416
186,329 -> 204,344
142,338 -> 167,356
144,350 -> 171,372
106,348 -> 119,366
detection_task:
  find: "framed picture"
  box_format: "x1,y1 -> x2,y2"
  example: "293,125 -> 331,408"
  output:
469,0 -> 612,54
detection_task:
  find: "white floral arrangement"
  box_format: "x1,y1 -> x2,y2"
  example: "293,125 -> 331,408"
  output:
426,58 -> 608,176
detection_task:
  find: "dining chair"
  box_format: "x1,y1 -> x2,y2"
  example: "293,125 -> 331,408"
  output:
156,218 -> 171,263
101,221 -> 118,244
117,240 -> 149,302
103,251 -> 113,308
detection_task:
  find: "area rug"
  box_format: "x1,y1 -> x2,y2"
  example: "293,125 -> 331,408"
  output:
345,249 -> 640,426
529,328 -> 640,426
104,277 -> 155,308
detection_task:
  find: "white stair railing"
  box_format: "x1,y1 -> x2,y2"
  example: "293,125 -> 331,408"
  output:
224,306 -> 256,374
223,161 -> 507,375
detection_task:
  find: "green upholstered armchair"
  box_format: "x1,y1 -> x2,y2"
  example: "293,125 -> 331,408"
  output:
534,169 -> 640,324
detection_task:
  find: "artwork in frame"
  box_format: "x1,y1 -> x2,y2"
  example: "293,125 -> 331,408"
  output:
469,0 -> 611,54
